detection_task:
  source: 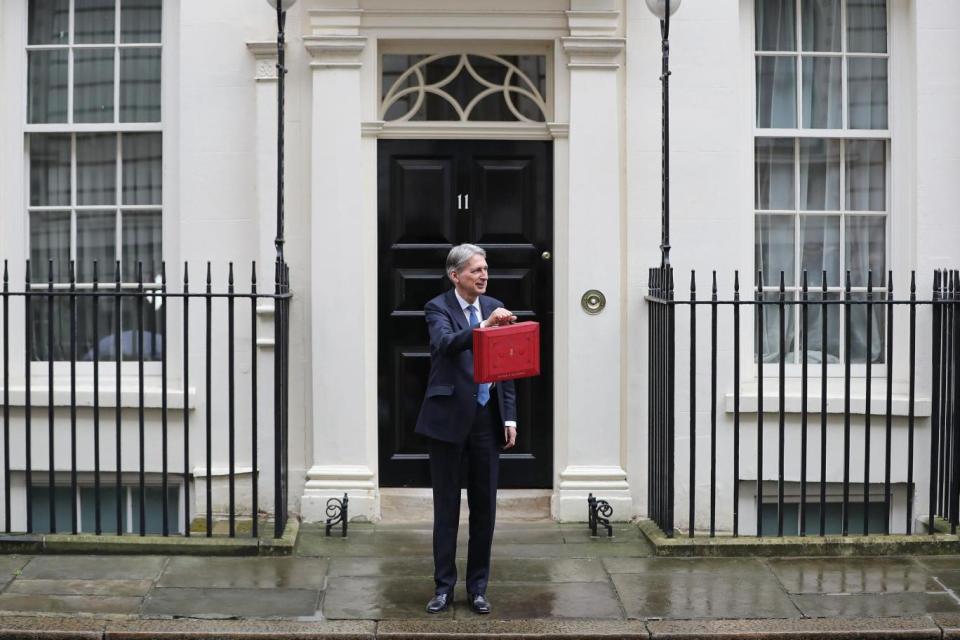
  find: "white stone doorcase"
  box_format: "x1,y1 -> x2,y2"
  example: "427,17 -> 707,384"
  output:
252,0 -> 633,522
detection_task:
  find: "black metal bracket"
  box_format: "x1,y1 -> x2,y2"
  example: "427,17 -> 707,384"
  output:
587,493 -> 613,537
325,493 -> 349,537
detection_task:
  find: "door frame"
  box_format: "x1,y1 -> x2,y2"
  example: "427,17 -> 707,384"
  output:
361,40 -> 571,500
301,2 -> 634,523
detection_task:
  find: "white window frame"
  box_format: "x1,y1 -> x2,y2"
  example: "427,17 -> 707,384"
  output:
752,0 -> 894,378
23,0 -> 165,372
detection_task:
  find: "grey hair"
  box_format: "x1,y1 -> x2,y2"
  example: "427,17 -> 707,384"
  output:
446,243 -> 486,280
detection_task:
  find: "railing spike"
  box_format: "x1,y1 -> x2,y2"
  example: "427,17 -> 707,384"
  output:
183,261 -> 189,286
690,270 -> 696,293
712,270 -> 717,299
228,261 -> 234,286
252,261 -> 257,285
911,270 -> 916,294
206,262 -> 212,286
734,270 -> 739,293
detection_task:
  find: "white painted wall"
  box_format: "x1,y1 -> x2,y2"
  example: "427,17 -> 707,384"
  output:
1,0 -> 959,531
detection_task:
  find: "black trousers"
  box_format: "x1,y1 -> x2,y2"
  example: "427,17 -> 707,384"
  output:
428,397 -> 500,596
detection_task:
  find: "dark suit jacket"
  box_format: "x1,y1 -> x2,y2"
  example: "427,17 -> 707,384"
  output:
414,289 -> 518,444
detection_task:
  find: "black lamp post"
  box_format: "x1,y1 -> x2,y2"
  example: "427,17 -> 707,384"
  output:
644,0 -> 682,268
267,0 -> 296,267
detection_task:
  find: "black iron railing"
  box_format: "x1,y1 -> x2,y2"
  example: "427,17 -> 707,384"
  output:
648,266 -> 959,539
0,259 -> 291,538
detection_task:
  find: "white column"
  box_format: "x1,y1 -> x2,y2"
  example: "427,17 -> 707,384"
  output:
300,35 -> 378,521
553,35 -> 631,521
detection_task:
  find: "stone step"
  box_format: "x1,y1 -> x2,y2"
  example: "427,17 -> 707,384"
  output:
378,488 -> 553,523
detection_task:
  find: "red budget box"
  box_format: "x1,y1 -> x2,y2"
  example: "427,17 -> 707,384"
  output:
472,321 -> 541,384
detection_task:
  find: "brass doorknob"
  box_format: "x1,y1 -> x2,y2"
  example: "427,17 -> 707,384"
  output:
541,251 -> 552,261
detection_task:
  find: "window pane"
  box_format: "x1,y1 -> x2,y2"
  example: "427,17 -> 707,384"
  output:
848,0 -> 887,53
849,292 -> 886,364
122,133 -> 162,205
760,503 -> 800,536
30,134 -> 71,207
121,0 -> 162,44
756,214 -> 796,287
756,56 -> 797,128
848,58 -> 888,130
801,0 -> 841,51
30,211 -> 71,283
29,486 -> 74,533
122,210 -> 161,281
800,292 -> 841,363
120,48 -> 161,122
846,140 -> 885,211
799,139 -> 840,211
77,213 -> 118,361
74,49 -> 115,123
28,50 -> 68,124
28,0 -> 69,45
801,57 -> 841,128
131,487 -> 179,534
755,138 -> 795,210
77,133 -> 117,206
75,0 -> 115,44
800,215 -> 841,286
756,0 -> 796,51
756,292 -> 797,363
121,211 -> 162,361
80,486 -> 126,533
77,211 -> 116,282
845,215 -> 885,287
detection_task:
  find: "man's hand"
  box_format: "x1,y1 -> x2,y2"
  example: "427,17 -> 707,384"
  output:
484,307 -> 517,327
503,426 -> 517,450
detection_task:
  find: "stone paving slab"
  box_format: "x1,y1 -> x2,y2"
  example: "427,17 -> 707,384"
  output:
462,582 -> 623,620
18,556 -> 167,581
5,579 -> 155,597
157,557 -> 328,589
790,592 -> 960,617
602,558 -> 770,576
0,557 -> 31,591
647,615 -> 942,639
612,572 -> 801,620
328,557 -> 435,579
488,558 -> 609,583
0,593 -> 144,615
142,587 -> 322,619
323,577 -> 456,620
766,558 -> 938,594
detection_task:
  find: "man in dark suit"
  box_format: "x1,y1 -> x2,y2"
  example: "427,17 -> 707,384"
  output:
415,243 -> 517,615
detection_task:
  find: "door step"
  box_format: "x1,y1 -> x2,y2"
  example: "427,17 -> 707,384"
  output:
378,488 -> 553,523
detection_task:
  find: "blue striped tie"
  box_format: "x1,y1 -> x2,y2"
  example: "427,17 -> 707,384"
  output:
467,305 -> 490,407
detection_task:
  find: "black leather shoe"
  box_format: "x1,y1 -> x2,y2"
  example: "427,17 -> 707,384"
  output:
469,592 -> 491,614
426,593 -> 450,614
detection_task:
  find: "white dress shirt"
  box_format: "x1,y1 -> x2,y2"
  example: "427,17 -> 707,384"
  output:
454,290 -> 517,430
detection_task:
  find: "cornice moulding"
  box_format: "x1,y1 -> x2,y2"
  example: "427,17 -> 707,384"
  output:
561,36 -> 626,69
304,35 -> 367,68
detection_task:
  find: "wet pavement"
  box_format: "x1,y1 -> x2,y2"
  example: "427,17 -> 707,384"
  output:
0,521 -> 959,633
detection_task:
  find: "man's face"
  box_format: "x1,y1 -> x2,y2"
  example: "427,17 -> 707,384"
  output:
451,254 -> 488,302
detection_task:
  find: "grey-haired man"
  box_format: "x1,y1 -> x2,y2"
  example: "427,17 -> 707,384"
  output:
415,244 -> 518,615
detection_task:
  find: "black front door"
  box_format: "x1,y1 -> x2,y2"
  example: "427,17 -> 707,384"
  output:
378,139 -> 553,488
